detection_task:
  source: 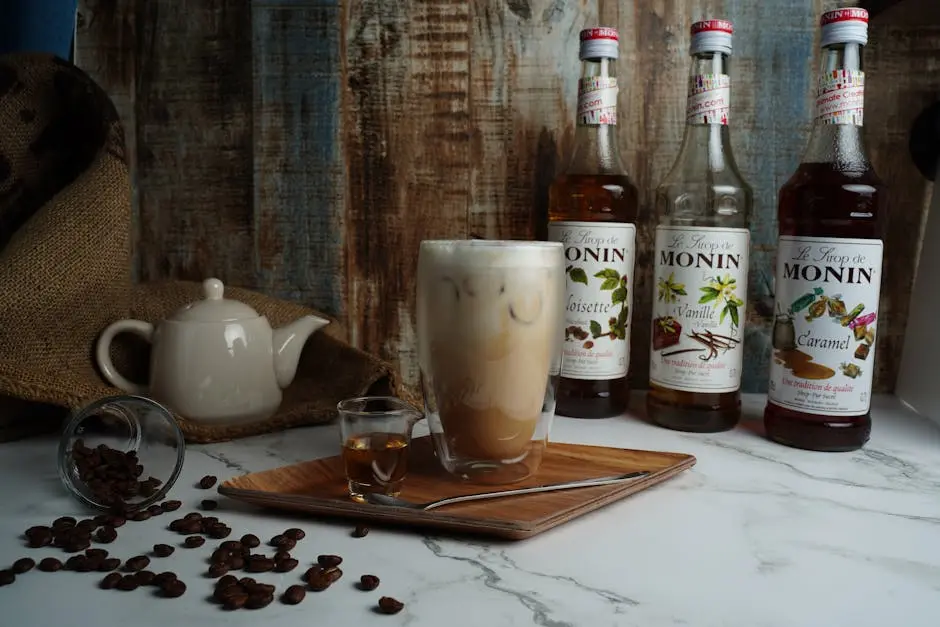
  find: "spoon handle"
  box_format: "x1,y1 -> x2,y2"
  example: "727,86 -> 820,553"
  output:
423,470 -> 651,511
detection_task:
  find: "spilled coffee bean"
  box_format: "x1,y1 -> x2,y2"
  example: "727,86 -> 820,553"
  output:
153,543 -> 174,557
124,556 -> 150,572
317,554 -> 343,568
38,557 -> 62,572
98,558 -> 121,572
240,534 -> 260,548
160,500 -> 181,512
183,535 -> 205,549
208,563 -> 229,578
352,524 -> 369,538
152,571 -> 177,588
116,575 -> 139,591
198,475 -> 217,489
201,499 -> 218,511
359,574 -> 380,591
161,579 -> 187,598
100,572 -> 122,589
135,570 -> 156,586
284,528 -> 305,541
378,596 -> 405,615
282,584 -> 305,605
0,570 -> 14,586
12,557 -> 35,574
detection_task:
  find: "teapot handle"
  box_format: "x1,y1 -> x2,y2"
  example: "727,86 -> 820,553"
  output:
95,319 -> 154,395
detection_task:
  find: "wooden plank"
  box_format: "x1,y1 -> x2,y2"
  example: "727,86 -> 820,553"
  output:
74,0 -> 140,275
251,0 -> 347,317
864,0 -> 940,391
342,0 -> 472,388
133,0 -> 255,286
467,0 -> 595,241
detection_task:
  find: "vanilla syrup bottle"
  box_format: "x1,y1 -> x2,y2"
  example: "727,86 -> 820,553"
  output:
647,20 -> 752,432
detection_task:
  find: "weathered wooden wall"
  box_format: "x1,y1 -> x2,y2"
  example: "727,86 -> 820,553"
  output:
74,0 -> 938,395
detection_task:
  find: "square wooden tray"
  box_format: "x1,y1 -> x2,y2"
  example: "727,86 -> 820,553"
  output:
218,437 -> 696,540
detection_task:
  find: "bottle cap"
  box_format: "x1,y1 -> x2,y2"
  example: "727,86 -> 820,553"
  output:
690,19 -> 734,56
820,7 -> 868,47
579,27 -> 619,60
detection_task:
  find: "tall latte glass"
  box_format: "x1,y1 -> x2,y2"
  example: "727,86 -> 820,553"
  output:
417,240 -> 565,484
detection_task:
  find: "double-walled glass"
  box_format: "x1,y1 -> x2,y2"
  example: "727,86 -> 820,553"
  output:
417,240 -> 565,485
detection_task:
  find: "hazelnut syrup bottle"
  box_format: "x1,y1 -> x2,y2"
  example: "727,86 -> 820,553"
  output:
764,8 -> 887,452
646,20 -> 752,433
547,28 -> 640,418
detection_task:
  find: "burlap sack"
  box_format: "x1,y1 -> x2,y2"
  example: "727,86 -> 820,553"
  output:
0,53 -> 403,443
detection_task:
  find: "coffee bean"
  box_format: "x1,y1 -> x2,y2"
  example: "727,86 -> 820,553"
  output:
38,557 -> 62,572
95,526 -> 117,544
223,592 -> 249,610
26,525 -> 52,537
245,591 -> 274,609
25,528 -> 53,548
183,512 -> 202,521
135,570 -> 156,586
183,535 -> 205,549
323,566 -> 343,583
359,574 -> 380,591
238,577 -> 257,588
77,519 -> 97,531
0,570 -> 14,586
100,572 -> 122,589
124,556 -> 150,572
208,563 -> 229,578
12,558 -> 35,574
199,516 -> 219,528
93,514 -> 111,526
210,548 -> 230,563
207,524 -> 231,539
64,538 -> 91,553
153,544 -> 174,558
161,579 -> 186,598
198,475 -> 217,489
53,517 -> 76,528
216,574 -> 238,590
240,534 -> 260,548
378,596 -> 405,614
274,558 -> 298,573
229,555 -> 245,570
221,541 -> 242,551
269,534 -> 287,547
317,554 -> 343,568
131,510 -> 151,522
201,499 -> 218,511
116,575 -> 139,591
246,556 -> 275,573
98,558 -> 121,572
152,572 -> 177,588
108,516 -> 126,528
284,528 -> 305,541
85,548 -> 108,560
352,524 -> 369,538
281,584 -> 305,605
65,555 -> 87,571
249,582 -> 275,595
160,500 -> 181,512
179,520 -> 202,535
273,550 -> 291,562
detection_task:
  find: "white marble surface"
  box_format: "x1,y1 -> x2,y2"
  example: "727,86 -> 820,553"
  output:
1,393 -> 939,626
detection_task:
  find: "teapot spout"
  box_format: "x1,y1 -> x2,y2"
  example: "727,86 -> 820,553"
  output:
273,315 -> 330,388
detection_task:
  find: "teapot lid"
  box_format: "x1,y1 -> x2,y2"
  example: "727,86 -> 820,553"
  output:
169,278 -> 261,323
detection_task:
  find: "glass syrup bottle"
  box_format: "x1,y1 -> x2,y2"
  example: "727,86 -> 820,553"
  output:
764,8 -> 887,452
647,20 -> 752,432
547,27 -> 640,419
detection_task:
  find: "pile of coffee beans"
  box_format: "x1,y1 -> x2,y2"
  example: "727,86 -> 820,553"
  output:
4,465 -> 406,616
71,440 -> 163,508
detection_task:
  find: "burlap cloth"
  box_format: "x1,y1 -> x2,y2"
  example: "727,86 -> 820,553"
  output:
0,53 -> 403,443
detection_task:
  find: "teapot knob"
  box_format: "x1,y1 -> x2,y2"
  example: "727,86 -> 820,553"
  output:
203,278 -> 225,300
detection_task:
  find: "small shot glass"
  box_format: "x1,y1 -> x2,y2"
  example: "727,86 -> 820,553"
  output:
337,396 -> 422,503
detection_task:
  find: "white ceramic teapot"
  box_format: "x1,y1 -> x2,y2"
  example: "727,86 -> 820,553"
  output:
95,278 -> 330,425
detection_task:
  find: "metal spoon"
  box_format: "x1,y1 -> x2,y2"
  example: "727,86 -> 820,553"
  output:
364,470 -> 651,511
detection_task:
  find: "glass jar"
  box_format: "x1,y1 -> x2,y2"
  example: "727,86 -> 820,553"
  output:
57,395 -> 186,512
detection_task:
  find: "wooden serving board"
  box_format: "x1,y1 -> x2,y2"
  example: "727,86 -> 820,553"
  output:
218,437 -> 696,540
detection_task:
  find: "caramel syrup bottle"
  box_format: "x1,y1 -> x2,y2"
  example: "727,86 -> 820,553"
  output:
547,27 -> 640,418
647,20 -> 752,432
764,8 -> 887,452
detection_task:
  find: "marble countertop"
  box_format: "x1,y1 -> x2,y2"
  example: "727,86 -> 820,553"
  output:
1,393 -> 939,626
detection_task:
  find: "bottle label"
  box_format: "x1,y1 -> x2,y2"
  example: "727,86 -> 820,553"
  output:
649,226 -> 749,393
686,74 -> 730,125
815,69 -> 864,126
547,221 -> 637,379
768,235 -> 883,415
578,77 -> 618,125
